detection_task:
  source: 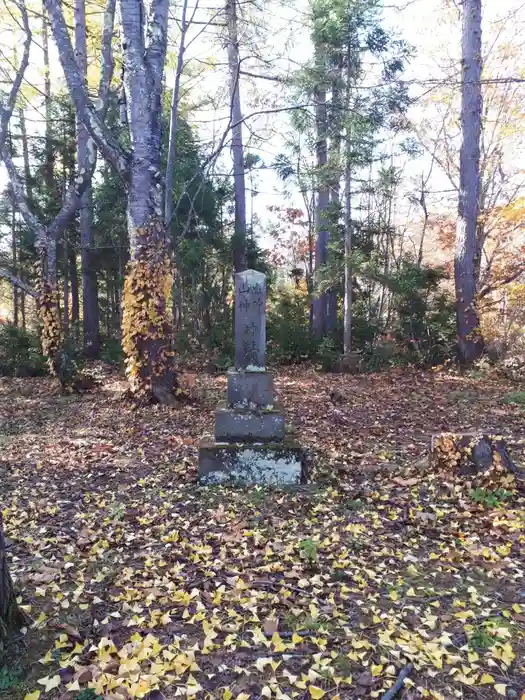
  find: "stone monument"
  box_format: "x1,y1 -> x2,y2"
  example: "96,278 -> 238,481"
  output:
198,269 -> 306,485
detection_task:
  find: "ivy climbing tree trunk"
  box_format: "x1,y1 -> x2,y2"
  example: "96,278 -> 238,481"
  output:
455,0 -> 484,364
0,0 -> 115,387
46,0 -> 177,402
119,0 -> 177,403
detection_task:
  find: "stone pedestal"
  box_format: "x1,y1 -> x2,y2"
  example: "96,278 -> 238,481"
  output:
198,269 -> 306,486
215,402 -> 285,441
199,439 -> 305,486
227,369 -> 275,408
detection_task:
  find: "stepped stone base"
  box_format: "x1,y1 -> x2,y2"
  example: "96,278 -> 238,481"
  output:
198,439 -> 306,485
227,369 -> 274,407
215,402 -> 284,441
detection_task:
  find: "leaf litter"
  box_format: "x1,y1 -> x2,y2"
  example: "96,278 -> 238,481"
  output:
1,367 -> 525,700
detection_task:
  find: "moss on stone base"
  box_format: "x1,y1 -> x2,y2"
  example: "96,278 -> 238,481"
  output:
198,438 -> 306,486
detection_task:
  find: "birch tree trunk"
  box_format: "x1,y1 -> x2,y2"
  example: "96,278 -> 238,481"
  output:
46,0 -> 176,401
119,0 -> 177,402
75,0 -> 100,357
226,0 -> 247,272
455,0 -> 484,364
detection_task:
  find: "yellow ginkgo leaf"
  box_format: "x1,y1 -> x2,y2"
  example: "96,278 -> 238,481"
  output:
309,686 -> 325,699
223,690 -> 232,700
37,675 -> 61,692
494,684 -> 507,696
479,673 -> 495,685
23,692 -> 41,700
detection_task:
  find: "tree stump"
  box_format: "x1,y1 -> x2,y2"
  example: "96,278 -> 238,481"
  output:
430,433 -> 524,478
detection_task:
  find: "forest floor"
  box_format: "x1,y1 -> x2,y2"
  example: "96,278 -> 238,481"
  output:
1,366 -> 525,700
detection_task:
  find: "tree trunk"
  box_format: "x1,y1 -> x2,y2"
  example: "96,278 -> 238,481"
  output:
226,0 -> 247,272
63,235 -> 69,333
165,0 -> 189,228
21,294 -> 26,330
41,1 -> 63,369
18,107 -> 31,333
11,196 -> 18,326
120,0 -> 177,403
45,0 -> 174,401
42,3 -> 55,213
18,107 -> 32,204
343,149 -> 352,356
430,433 -> 524,479
455,0 -> 484,365
69,247 -> 79,324
326,54 -> 343,334
0,513 -> 23,646
312,77 -> 330,337
75,0 -> 100,357
1,1 -> 96,388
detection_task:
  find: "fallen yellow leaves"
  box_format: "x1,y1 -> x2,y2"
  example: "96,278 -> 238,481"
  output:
4,369 -> 525,700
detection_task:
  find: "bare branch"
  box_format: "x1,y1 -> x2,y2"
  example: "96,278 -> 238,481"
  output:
0,267 -> 37,297
165,0 -> 190,224
479,267 -> 525,298
239,70 -> 285,82
0,0 -> 31,154
145,0 -> 170,102
97,0 -> 116,113
44,0 -> 129,177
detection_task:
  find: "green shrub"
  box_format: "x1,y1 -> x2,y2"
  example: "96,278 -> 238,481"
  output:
0,666 -> 23,691
388,262 -> 457,366
267,285 -> 313,364
316,336 -> 339,372
503,391 -> 525,406
0,323 -> 47,377
471,487 -> 512,508
298,537 -> 319,566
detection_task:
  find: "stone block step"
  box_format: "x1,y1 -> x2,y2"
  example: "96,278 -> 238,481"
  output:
227,369 -> 274,408
215,402 -> 284,441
